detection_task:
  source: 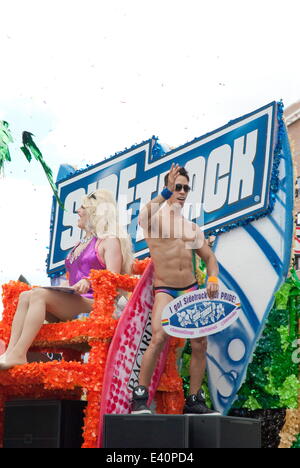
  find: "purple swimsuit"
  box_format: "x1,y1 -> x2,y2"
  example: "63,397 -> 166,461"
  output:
65,237 -> 106,299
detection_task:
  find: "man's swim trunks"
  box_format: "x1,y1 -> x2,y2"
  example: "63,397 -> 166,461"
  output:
153,281 -> 199,299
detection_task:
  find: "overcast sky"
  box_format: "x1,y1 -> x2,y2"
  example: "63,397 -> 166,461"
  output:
0,0 -> 299,308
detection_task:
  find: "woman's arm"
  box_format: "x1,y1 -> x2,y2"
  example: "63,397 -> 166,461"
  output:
72,238 -> 123,294
102,237 -> 123,274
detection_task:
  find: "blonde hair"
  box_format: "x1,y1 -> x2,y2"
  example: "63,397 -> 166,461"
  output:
82,189 -> 134,274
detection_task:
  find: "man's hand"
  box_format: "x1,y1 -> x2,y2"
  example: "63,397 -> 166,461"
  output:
72,278 -> 91,294
167,163 -> 181,192
207,281 -> 219,299
196,240 -> 219,300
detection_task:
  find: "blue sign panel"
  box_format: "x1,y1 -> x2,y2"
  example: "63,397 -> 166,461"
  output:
47,102 -> 276,276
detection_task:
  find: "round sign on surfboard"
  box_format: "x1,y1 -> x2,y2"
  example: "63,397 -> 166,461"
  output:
161,287 -> 241,339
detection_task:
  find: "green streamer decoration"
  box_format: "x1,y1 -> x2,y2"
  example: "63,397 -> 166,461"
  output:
274,281 -> 292,309
291,433 -> 300,448
0,121 -> 13,174
243,396 -> 261,411
232,272 -> 300,411
20,132 -> 64,209
0,122 -> 64,210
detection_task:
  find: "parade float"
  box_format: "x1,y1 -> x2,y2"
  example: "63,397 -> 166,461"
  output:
0,101 -> 299,448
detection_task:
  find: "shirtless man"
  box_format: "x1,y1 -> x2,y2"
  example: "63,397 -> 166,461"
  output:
131,163 -> 219,415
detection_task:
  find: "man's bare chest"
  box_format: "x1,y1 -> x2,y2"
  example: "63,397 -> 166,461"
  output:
148,214 -> 197,242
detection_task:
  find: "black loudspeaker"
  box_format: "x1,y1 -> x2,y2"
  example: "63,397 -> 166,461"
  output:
104,415 -> 189,448
188,415 -> 261,448
4,400 -> 87,448
103,414 -> 261,449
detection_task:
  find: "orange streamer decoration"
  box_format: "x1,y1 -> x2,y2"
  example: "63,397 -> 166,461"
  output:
0,259 -> 184,448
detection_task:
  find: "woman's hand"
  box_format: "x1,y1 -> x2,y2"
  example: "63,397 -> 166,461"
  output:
72,278 -> 91,294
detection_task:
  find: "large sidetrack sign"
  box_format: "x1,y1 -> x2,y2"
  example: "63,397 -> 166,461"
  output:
48,102 -> 276,276
47,101 -> 294,416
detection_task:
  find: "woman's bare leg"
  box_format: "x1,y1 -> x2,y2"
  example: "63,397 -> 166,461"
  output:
0,288 -> 93,370
0,291 -> 31,361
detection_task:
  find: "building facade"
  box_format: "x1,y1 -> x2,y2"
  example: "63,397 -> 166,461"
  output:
285,101 -> 300,268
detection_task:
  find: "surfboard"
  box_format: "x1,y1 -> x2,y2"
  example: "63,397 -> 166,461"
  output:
97,260 -> 170,447
0,340 -> 5,356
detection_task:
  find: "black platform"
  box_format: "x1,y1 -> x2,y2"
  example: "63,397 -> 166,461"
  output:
4,400 -> 87,448
104,414 -> 261,448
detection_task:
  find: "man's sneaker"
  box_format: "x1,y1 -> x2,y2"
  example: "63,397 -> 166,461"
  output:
131,385 -> 152,414
183,389 -> 219,415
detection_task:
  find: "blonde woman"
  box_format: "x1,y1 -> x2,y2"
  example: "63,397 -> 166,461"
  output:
0,190 -> 133,370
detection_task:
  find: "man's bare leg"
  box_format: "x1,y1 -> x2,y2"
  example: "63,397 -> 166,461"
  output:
189,337 -> 207,395
133,292 -> 217,415
131,292 -> 172,413
139,292 -> 171,387
184,336 -> 218,414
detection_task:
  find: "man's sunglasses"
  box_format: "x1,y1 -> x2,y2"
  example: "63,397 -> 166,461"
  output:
174,184 -> 191,193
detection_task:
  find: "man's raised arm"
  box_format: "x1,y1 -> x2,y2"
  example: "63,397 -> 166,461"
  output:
138,163 -> 180,229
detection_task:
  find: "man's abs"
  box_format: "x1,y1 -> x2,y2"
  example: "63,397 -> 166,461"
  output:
146,237 -> 196,287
